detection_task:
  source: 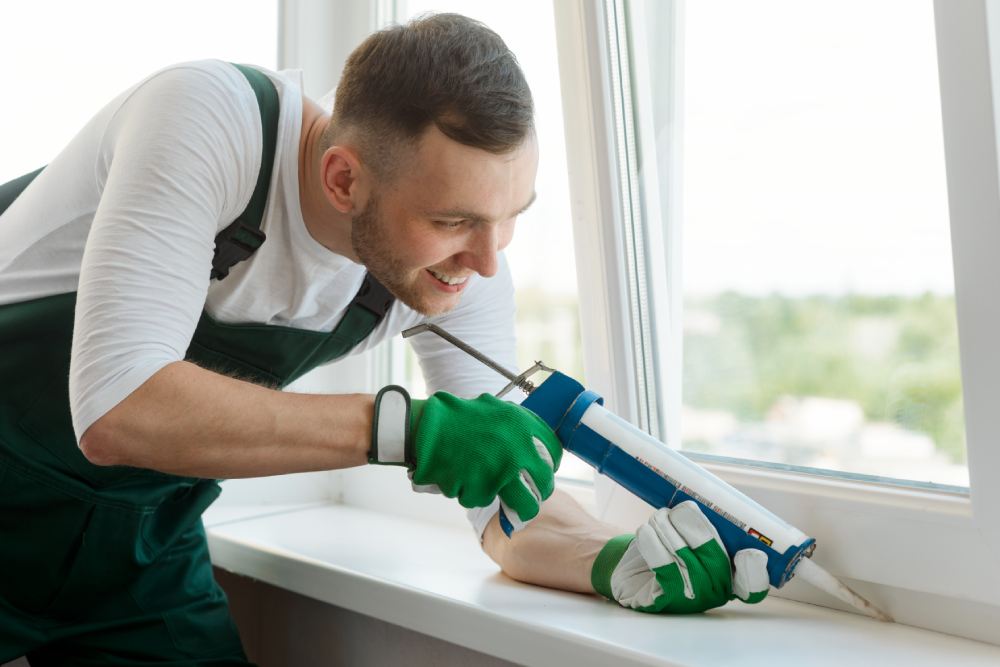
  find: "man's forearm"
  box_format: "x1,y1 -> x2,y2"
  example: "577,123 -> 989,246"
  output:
80,360 -> 374,478
481,488 -> 621,594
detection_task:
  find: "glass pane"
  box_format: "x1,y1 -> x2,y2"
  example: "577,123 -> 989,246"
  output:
394,2 -> 590,482
639,0 -> 967,486
0,0 -> 278,182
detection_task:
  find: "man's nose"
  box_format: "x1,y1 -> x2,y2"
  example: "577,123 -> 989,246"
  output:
461,224 -> 500,278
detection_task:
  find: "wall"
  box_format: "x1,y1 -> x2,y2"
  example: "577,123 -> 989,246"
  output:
216,569 -> 519,666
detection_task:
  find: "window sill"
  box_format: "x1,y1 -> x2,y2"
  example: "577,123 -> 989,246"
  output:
203,503 -> 1000,667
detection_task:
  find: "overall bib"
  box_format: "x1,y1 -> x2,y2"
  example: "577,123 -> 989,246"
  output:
0,65 -> 394,665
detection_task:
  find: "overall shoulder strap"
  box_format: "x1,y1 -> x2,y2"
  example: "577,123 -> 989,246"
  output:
286,271 -> 396,384
348,272 -> 395,322
211,63 -> 280,281
212,63 -> 396,357
0,166 -> 45,216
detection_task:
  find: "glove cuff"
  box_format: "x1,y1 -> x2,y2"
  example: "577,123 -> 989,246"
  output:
591,534 -> 635,601
370,385 -> 412,466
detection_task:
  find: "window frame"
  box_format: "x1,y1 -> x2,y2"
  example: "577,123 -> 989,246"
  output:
553,0 -> 1000,643
936,0 -> 1000,558
278,0 -> 394,97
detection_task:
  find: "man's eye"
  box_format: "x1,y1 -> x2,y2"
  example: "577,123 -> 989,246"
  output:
435,220 -> 465,229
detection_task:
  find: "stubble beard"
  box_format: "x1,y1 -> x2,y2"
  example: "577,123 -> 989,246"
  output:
351,195 -> 455,317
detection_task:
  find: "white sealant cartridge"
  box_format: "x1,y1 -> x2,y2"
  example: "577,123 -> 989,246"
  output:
521,372 -> 812,583
520,371 -> 891,621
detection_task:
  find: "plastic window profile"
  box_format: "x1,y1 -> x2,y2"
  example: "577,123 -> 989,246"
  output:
935,0 -> 1000,556
552,0 -> 1000,643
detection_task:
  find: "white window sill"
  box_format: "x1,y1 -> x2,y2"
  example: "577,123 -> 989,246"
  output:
204,503 -> 1000,667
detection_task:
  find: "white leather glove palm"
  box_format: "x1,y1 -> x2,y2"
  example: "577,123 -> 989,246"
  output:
591,501 -> 770,613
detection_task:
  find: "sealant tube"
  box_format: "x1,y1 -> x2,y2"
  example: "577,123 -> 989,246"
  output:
519,371 -> 814,588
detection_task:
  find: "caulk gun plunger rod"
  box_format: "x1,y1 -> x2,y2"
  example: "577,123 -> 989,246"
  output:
402,324 -> 521,384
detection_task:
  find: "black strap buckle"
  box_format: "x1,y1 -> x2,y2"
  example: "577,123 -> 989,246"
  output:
210,220 -> 267,281
352,273 -> 395,318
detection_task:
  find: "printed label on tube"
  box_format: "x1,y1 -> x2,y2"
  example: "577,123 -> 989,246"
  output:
637,457 -> 771,545
580,405 -> 809,554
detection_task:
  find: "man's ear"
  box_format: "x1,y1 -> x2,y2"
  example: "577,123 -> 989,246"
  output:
321,145 -> 368,214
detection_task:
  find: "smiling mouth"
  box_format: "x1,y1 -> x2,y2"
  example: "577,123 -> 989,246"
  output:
427,268 -> 470,286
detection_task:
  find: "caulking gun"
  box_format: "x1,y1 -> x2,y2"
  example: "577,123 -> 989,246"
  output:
404,323 -> 892,622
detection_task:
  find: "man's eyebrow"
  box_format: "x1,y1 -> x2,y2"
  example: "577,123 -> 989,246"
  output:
517,191 -> 538,216
426,192 -> 537,223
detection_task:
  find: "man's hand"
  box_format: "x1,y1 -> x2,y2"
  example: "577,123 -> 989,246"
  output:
369,386 -> 562,522
592,501 -> 770,614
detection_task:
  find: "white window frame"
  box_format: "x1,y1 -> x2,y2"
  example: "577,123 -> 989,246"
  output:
553,0 -> 1000,644
277,0 -> 395,97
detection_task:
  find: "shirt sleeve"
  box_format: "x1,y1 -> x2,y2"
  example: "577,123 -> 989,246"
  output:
69,63 -> 260,441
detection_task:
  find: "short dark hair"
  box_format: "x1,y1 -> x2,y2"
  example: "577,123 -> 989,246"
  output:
322,13 -> 534,179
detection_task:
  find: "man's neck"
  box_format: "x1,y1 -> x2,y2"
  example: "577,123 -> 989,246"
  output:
298,97 -> 358,261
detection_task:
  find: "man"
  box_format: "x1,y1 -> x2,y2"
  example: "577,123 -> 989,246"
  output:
0,13 -> 767,665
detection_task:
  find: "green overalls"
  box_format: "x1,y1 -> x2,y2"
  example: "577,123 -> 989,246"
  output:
0,65 -> 394,665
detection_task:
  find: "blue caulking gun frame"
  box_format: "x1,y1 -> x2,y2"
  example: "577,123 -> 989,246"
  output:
403,323 -> 892,621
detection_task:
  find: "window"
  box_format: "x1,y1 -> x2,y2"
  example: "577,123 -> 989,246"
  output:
554,0 -> 1000,643
0,0 -> 278,182
669,0 -> 965,488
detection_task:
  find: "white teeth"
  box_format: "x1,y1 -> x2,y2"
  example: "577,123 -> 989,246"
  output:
429,269 -> 468,286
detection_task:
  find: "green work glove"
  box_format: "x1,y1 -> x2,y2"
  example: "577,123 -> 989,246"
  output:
591,501 -> 770,614
369,385 -> 562,523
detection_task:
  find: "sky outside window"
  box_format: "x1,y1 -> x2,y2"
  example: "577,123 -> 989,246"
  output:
673,0 -> 966,486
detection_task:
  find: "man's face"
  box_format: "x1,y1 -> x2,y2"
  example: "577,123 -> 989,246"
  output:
351,126 -> 539,317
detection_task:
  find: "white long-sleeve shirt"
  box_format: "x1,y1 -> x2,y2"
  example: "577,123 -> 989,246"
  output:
0,60 -> 519,444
